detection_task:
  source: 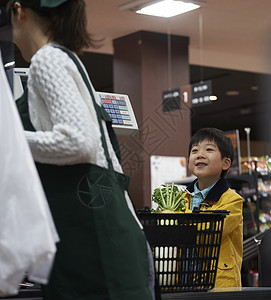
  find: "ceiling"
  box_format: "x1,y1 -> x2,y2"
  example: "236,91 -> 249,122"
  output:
84,0 -> 271,142
85,0 -> 271,74
189,65 -> 271,142
2,0 -> 271,143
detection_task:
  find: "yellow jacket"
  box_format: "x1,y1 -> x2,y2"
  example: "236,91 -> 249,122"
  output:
183,177 -> 243,288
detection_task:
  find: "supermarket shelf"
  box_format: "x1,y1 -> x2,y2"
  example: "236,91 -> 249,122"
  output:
243,231 -> 265,262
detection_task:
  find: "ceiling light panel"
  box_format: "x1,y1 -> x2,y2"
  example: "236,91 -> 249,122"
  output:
136,0 -> 200,18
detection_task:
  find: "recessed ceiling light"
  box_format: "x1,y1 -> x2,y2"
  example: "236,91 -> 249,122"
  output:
226,91 -> 240,96
136,0 -> 200,18
209,95 -> 218,101
240,107 -> 252,115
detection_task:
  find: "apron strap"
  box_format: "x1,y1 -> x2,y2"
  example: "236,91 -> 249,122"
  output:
53,45 -> 114,170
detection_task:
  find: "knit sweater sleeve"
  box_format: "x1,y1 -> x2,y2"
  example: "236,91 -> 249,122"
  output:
25,45 -> 102,165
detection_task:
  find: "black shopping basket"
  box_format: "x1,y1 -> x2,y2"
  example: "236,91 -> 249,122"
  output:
138,210 -> 229,293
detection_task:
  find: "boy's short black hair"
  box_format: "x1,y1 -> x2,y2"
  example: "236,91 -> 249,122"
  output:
188,128 -> 234,177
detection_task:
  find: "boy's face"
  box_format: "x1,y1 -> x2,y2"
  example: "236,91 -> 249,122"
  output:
188,139 -> 231,188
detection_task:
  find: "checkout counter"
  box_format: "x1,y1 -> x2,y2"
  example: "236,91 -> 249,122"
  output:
162,287 -> 271,300
1,287 -> 271,300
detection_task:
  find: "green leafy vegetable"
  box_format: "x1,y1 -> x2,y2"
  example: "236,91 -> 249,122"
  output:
152,183 -> 186,213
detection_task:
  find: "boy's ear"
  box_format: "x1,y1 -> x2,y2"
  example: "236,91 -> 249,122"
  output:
222,157 -> 231,171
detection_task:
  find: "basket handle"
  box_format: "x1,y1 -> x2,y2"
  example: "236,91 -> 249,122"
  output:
192,207 -> 230,215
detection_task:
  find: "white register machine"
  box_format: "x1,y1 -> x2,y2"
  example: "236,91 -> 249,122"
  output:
13,68 -> 138,135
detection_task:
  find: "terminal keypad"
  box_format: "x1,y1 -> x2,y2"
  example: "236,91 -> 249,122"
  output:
100,94 -> 132,126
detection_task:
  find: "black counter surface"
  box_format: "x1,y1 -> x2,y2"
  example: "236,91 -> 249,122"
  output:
162,287 -> 271,300
1,287 -> 271,300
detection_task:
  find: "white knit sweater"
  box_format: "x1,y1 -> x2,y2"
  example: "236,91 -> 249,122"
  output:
25,44 -> 142,227
26,43 -> 119,170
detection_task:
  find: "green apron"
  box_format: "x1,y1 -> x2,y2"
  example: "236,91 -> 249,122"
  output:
16,60 -> 151,300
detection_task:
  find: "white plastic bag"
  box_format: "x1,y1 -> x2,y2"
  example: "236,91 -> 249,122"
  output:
0,55 -> 59,296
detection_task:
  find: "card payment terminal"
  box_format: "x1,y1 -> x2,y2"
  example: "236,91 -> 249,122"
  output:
13,68 -> 138,135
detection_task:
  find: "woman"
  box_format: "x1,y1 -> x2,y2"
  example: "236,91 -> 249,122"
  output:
10,1 -> 154,299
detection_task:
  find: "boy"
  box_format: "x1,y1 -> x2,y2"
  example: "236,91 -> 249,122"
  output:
183,128 -> 243,288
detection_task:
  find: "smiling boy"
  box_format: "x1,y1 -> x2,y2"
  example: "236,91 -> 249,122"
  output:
183,128 -> 243,288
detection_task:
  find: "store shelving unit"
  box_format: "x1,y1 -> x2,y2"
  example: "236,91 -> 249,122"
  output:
226,170 -> 271,238
226,163 -> 271,287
